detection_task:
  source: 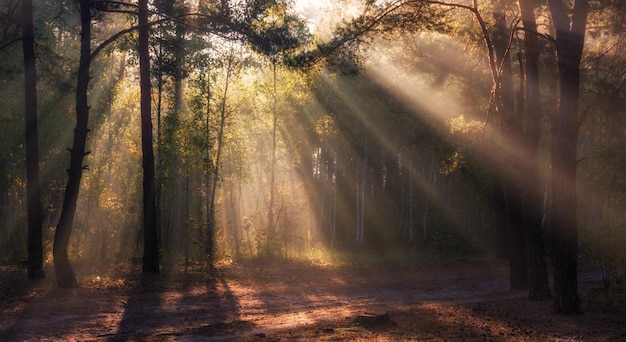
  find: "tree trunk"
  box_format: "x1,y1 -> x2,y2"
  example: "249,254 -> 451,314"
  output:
356,141 -> 367,244
204,67 -> 213,259
207,55 -> 233,259
139,0 -> 159,273
22,0 -> 45,280
493,2 -> 527,290
53,0 -> 92,288
519,0 -> 551,301
267,59 -> 278,254
547,0 -> 588,315
229,158 -> 241,259
408,155 -> 414,242
155,43 -> 164,257
493,177 -> 508,258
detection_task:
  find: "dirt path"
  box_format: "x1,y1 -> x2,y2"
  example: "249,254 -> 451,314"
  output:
1,259 -> 623,341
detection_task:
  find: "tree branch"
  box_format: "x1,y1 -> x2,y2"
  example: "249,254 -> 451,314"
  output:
426,0 -> 498,87
514,26 -> 556,44
0,37 -> 21,51
90,19 -> 165,60
90,12 -> 234,60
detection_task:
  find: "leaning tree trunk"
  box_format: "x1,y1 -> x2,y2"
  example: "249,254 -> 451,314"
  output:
22,0 -> 45,280
139,0 -> 159,273
519,0 -> 551,301
548,0 -> 588,315
53,0 -> 92,288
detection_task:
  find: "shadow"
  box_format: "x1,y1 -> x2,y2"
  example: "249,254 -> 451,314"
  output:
0,263 -> 127,340
7,258 -> 616,341
0,261 -> 244,341
243,290 -> 626,341
245,258 -> 509,312
240,258 -> 623,341
107,262 -> 243,341
0,266 -> 51,340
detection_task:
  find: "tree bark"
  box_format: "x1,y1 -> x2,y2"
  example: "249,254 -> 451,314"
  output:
204,68 -> 213,259
139,0 -> 159,273
547,0 -> 588,314
155,47 -> 163,255
22,0 -> 45,280
356,141 -> 367,244
207,55 -> 233,259
493,1 -> 527,290
53,0 -> 92,288
519,0 -> 551,301
492,177 -> 508,258
267,59 -> 278,255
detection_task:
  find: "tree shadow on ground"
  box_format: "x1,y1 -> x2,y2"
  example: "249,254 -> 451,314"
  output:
2,258 -> 622,341
0,261 -> 247,341
108,263 -> 245,341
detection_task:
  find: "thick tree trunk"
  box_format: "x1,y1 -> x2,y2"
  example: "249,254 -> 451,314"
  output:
53,0 -> 92,288
156,61 -> 163,253
519,0 -> 551,301
139,0 -> 159,273
493,177 -> 508,258
22,0 -> 45,280
493,2 -> 527,290
548,0 -> 588,314
507,191 -> 528,289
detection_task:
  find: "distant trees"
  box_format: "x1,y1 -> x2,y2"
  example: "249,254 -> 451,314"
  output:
579,1 -> 626,292
318,0 -> 600,314
324,0 -> 546,290
0,2 -> 623,312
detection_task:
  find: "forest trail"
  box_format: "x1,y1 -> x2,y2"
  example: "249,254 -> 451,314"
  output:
0,258 -> 622,341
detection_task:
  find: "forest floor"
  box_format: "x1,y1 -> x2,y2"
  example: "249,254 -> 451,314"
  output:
1,256 -> 625,341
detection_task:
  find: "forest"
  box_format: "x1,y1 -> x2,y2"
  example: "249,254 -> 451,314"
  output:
1,0 -> 625,340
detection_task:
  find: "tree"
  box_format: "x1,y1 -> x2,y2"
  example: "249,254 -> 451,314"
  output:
22,0 -> 45,280
206,49 -> 237,259
139,0 -> 159,273
491,0 -> 528,290
518,0 -> 550,301
241,0 -> 310,256
53,0 -> 92,288
427,0 -> 550,297
547,0 -> 589,314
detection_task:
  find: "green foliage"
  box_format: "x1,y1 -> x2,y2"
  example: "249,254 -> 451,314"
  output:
244,0 -> 311,58
289,0 -> 447,72
2,0 -> 626,270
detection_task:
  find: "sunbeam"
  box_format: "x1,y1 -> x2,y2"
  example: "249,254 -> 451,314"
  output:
1,0 -> 625,338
